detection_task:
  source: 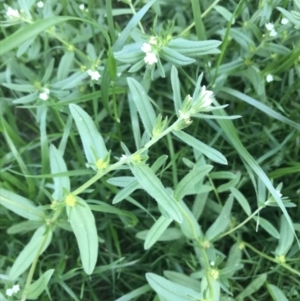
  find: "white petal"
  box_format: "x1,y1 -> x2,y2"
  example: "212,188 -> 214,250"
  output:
37,1 -> 44,8
141,42 -> 152,53
265,23 -> 274,31
6,289 -> 14,297
266,74 -> 273,82
6,7 -> 20,18
39,92 -> 49,101
12,285 -> 20,293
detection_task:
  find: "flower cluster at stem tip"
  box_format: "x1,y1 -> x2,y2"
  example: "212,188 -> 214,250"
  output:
39,87 -> 50,101
265,22 -> 277,37
87,69 -> 101,81
5,6 -> 20,18
141,36 -> 159,66
6,284 -> 20,297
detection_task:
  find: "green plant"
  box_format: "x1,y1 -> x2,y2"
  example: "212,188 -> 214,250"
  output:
1,0 -> 300,301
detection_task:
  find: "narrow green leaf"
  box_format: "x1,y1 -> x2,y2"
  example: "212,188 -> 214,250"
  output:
146,273 -> 202,301
7,221 -> 44,235
0,17 -> 77,56
57,51 -> 74,80
179,200 -> 202,239
112,0 -> 156,51
168,39 -> 221,56
275,215 -> 294,256
88,200 -> 138,227
205,195 -> 234,241
236,274 -> 267,301
26,269 -> 54,300
173,165 -> 213,201
163,271 -> 201,293
68,197 -> 98,274
107,176 -> 136,187
214,5 -> 235,23
224,243 -> 242,278
160,47 -> 195,66
127,77 -> 156,136
130,164 -> 183,223
267,284 -> 289,301
230,187 -> 251,216
69,104 -> 108,168
113,180 -> 140,204
212,101 -> 296,242
143,215 -> 173,249
9,226 -> 52,280
115,284 -> 151,301
173,131 -> 227,165
253,216 -> 279,239
0,188 -> 45,221
171,66 -> 182,115
114,42 -> 144,63
221,87 -> 300,130
50,144 -> 70,200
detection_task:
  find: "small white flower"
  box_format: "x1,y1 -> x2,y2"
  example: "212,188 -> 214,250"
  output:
178,110 -> 191,121
281,18 -> 289,25
87,69 -> 101,80
6,288 -> 14,297
12,284 -> 20,293
6,7 -> 20,18
120,154 -> 128,161
144,52 -> 158,65
79,3 -> 85,10
39,92 -> 49,101
37,1 -> 44,8
149,36 -> 158,45
276,190 -> 282,198
141,42 -> 152,53
269,29 -> 277,37
200,85 -> 213,107
266,74 -> 273,82
210,261 -> 215,266
265,23 -> 274,31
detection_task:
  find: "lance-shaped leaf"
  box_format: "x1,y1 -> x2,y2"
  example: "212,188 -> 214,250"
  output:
143,215 -> 173,249
236,274 -> 267,301
68,197 -> 98,274
275,215 -> 294,256
179,200 -> 202,239
173,165 -> 213,201
50,144 -> 70,200
127,78 -> 156,136
267,284 -> 289,301
230,187 -> 251,216
26,269 -> 54,300
69,104 -> 108,169
253,216 -> 279,239
168,39 -> 221,56
0,188 -> 45,221
171,66 -> 182,115
9,226 -> 52,280
114,42 -> 144,63
173,131 -> 227,165
205,195 -> 234,241
112,155 -> 168,204
146,273 -> 203,301
130,164 -> 182,223
160,47 -> 195,66
163,271 -> 201,292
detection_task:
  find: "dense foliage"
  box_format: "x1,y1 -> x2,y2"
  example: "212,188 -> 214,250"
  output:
1,0 -> 300,300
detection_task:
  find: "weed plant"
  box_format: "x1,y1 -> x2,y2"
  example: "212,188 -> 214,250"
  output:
1,0 -> 300,300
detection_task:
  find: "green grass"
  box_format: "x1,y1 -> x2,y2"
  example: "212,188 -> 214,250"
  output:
1,0 -> 300,300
